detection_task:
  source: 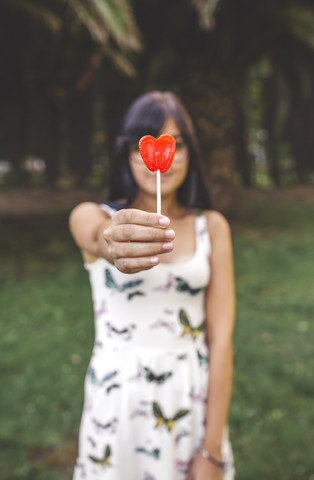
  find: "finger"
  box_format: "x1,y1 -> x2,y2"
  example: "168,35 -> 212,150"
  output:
114,241 -> 174,259
115,255 -> 160,274
112,224 -> 175,243
111,209 -> 170,229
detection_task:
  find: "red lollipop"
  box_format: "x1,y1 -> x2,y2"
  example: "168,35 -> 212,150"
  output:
138,134 -> 176,214
139,134 -> 176,173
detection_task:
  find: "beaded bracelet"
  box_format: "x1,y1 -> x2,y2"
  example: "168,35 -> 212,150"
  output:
200,448 -> 226,470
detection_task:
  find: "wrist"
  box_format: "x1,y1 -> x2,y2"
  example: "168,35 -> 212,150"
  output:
199,447 -> 225,470
202,439 -> 223,460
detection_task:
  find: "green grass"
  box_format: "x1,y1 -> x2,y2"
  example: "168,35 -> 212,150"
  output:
0,215 -> 94,479
231,199 -> 314,479
1,195 -> 314,479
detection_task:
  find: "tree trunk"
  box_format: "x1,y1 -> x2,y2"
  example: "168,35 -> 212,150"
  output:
0,92 -> 28,184
263,73 -> 289,187
234,81 -> 251,187
67,86 -> 94,187
285,64 -> 314,183
181,63 -> 239,217
28,92 -> 62,186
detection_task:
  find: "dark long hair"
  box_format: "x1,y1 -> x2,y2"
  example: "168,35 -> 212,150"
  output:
108,91 -> 211,209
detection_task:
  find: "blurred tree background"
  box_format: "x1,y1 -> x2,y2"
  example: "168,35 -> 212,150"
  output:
1,0 -> 314,213
1,2 -> 314,480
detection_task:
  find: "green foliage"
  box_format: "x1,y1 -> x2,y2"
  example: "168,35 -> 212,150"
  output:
1,194 -> 314,478
66,0 -> 142,74
286,5 -> 314,50
0,214 -> 94,479
69,0 -> 142,49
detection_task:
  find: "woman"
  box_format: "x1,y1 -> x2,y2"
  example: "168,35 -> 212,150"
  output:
70,91 -> 235,480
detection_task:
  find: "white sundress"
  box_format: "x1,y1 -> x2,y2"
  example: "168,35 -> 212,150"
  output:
73,205 -> 235,480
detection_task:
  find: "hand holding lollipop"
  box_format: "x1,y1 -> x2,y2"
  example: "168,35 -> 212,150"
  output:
139,134 -> 176,214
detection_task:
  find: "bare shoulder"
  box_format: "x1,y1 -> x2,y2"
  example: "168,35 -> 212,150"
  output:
204,209 -> 231,240
69,202 -> 111,244
69,202 -> 110,232
69,201 -> 109,221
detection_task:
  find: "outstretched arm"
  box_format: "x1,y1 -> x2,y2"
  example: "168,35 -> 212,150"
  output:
69,202 -> 175,274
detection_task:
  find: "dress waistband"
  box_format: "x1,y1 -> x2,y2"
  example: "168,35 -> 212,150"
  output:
92,336 -> 208,357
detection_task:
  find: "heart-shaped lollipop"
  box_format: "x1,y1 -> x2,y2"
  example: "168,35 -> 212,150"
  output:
139,134 -> 176,173
138,133 -> 176,214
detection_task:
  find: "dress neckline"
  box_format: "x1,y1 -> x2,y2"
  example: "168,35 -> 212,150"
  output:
158,213 -> 203,267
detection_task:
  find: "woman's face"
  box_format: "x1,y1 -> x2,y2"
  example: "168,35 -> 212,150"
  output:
129,117 -> 189,200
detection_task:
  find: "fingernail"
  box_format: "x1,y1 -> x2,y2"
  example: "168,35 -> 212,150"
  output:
163,242 -> 173,251
165,229 -> 175,240
159,217 -> 170,227
150,256 -> 159,264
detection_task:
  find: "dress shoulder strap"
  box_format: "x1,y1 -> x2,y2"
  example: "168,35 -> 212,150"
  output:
99,203 -> 116,217
99,200 -> 127,217
195,212 -> 211,258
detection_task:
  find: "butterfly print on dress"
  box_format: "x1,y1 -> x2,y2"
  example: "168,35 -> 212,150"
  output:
175,458 -> 190,474
153,402 -> 190,432
197,349 -> 208,367
127,362 -> 145,382
175,429 -> 190,445
164,308 -> 174,315
87,367 -> 118,386
130,408 -> 150,420
142,472 -> 156,480
94,300 -> 106,319
130,409 -> 149,420
105,268 -> 143,294
127,364 -> 172,385
87,436 -> 97,448
128,290 -> 145,300
179,309 -> 206,340
106,321 -> 136,340
130,400 -> 153,420
106,383 -> 121,394
153,274 -> 205,297
135,447 -> 160,459
144,367 -> 172,384
189,387 -> 206,404
149,318 -> 176,333
92,417 -> 118,434
175,277 -> 205,296
89,445 -> 112,467
153,273 -> 175,292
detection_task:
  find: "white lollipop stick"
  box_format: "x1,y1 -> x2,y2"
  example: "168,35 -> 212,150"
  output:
156,169 -> 161,214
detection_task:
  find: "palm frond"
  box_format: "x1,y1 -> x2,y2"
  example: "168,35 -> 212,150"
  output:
93,0 -> 141,51
102,42 -> 137,76
286,6 -> 314,50
66,0 -> 141,51
0,0 -> 141,75
191,0 -> 220,30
